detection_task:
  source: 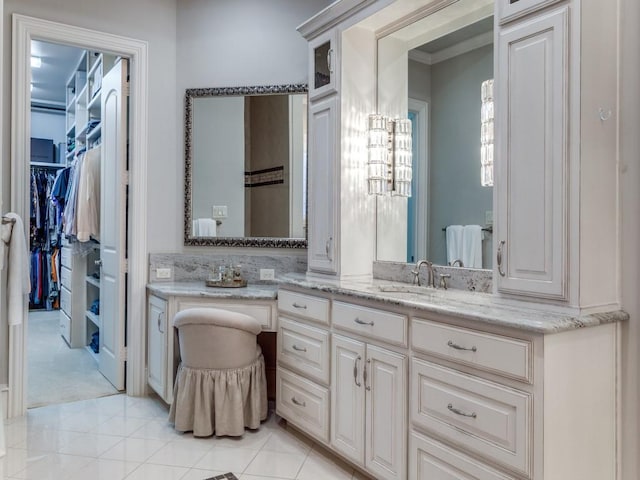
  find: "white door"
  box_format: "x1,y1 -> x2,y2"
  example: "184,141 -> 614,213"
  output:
331,334 -> 365,465
366,345 -> 406,480
99,59 -> 129,389
495,7 -> 569,300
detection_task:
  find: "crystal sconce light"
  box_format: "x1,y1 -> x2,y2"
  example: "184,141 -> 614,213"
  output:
481,78 -> 494,187
367,114 -> 412,197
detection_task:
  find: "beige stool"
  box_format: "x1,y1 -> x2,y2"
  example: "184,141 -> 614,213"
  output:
168,307 -> 268,437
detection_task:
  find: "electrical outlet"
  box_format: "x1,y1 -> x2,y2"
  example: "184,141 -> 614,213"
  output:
260,269 -> 275,281
485,210 -> 493,226
156,267 -> 171,279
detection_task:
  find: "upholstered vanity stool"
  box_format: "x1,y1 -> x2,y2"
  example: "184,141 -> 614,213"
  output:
168,307 -> 268,437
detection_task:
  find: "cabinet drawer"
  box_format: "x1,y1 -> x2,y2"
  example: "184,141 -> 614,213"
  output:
276,367 -> 329,443
60,266 -> 72,290
412,318 -> 532,382
332,301 -> 407,346
60,247 -> 72,268
278,290 -> 329,325
278,317 -> 330,384
59,311 -> 71,344
411,358 -> 531,477
410,430 -> 515,480
60,286 -> 71,316
176,299 -> 275,331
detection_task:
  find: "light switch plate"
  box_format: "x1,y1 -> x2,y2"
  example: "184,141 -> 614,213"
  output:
212,205 -> 228,218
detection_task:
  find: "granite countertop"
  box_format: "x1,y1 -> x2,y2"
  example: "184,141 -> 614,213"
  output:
277,273 -> 629,335
147,281 -> 278,300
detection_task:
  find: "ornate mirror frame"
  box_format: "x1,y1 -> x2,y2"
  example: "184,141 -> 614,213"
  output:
184,84 -> 308,247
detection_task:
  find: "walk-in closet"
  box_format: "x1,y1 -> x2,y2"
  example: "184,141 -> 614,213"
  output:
27,39 -> 128,407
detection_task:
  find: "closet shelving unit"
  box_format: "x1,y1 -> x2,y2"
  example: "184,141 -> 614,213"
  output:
62,50 -> 116,359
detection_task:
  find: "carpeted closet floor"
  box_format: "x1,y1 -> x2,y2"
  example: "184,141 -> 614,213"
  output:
27,310 -> 118,408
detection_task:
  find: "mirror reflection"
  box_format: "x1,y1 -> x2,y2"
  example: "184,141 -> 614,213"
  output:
184,85 -> 308,247
376,0 -> 494,268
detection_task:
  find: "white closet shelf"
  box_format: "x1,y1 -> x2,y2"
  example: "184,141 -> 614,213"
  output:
86,310 -> 101,329
66,123 -> 76,137
86,276 -> 100,288
87,92 -> 101,111
87,123 -> 102,142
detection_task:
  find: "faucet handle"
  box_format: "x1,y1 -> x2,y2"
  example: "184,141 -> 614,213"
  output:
439,273 -> 451,290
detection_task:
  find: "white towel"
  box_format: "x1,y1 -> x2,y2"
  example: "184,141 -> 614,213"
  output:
462,224 -> 483,269
446,225 -> 464,266
2,213 -> 30,325
192,218 -> 217,237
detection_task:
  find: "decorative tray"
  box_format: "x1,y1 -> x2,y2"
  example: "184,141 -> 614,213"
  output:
205,279 -> 248,288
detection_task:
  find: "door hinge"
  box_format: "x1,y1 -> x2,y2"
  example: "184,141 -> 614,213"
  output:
123,81 -> 130,97
120,347 -> 127,361
122,171 -> 130,186
123,259 -> 128,273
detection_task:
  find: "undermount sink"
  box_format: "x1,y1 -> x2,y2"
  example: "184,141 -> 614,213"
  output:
377,284 -> 436,294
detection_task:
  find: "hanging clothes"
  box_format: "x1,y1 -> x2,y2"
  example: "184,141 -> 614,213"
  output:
75,146 -> 101,242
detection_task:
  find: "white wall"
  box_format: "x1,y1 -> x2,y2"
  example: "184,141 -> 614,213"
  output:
176,0 -> 331,252
30,110 -> 65,146
0,0 -> 178,385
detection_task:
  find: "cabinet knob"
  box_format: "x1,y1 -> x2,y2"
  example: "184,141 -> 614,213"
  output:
95,259 -> 103,267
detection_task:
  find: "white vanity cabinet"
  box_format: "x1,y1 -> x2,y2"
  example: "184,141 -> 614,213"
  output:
308,29 -> 338,101
146,285 -> 277,404
332,334 -> 406,480
146,295 -> 168,400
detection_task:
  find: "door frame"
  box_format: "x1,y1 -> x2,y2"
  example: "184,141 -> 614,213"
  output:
7,14 -> 149,417
408,98 -> 429,263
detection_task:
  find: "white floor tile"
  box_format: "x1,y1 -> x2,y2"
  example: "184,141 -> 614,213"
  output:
123,462 -> 189,480
240,475 -> 293,480
0,448 -> 30,477
260,429 -> 313,456
14,428 -> 77,452
243,450 -> 306,479
100,437 -> 168,463
295,449 -> 354,480
146,441 -> 211,468
194,446 -> 259,473
94,415 -> 151,436
65,458 -> 140,480
129,419 -> 182,441
11,452 -> 93,479
56,431 -> 124,457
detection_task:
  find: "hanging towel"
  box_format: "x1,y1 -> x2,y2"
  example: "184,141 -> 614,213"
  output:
462,224 -> 483,269
2,213 -> 30,325
192,218 -> 217,237
446,225 -> 464,266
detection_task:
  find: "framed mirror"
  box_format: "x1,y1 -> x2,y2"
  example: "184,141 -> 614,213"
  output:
375,0 -> 494,269
184,84 -> 308,247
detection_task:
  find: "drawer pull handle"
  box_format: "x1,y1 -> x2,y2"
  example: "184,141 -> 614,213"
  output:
497,240 -> 506,277
292,302 -> 307,309
364,359 -> 371,391
292,344 -> 307,352
354,355 -> 361,387
354,318 -> 374,326
447,340 -> 477,352
291,397 -> 306,407
447,403 -> 477,418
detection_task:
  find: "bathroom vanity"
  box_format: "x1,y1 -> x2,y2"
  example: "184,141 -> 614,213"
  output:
275,276 -> 625,480
146,282 -> 277,404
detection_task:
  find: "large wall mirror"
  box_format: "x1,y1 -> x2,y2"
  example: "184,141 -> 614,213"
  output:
374,0 -> 494,269
184,84 -> 308,247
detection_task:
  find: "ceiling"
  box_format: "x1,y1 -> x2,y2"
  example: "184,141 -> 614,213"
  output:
415,16 -> 493,54
31,39 -> 85,108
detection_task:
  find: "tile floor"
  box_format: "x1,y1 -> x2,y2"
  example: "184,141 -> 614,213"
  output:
1,394 -> 371,480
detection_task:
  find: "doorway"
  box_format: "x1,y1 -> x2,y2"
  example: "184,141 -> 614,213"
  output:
27,40 -> 124,408
7,14 -> 149,418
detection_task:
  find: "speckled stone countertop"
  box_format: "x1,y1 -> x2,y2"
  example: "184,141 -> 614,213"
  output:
277,273 -> 629,335
147,282 -> 278,300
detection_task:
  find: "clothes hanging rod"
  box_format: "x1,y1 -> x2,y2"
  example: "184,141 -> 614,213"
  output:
442,225 -> 493,233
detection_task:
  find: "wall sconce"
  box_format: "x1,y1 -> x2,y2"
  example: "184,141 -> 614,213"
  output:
481,78 -> 494,187
367,114 -> 412,197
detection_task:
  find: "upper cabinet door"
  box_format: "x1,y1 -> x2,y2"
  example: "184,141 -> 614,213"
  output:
309,29 -> 339,101
495,6 -> 569,301
308,95 -> 339,275
497,0 -> 564,25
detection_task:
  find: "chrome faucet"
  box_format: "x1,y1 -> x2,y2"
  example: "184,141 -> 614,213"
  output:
412,260 -> 436,288
451,259 -> 464,267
